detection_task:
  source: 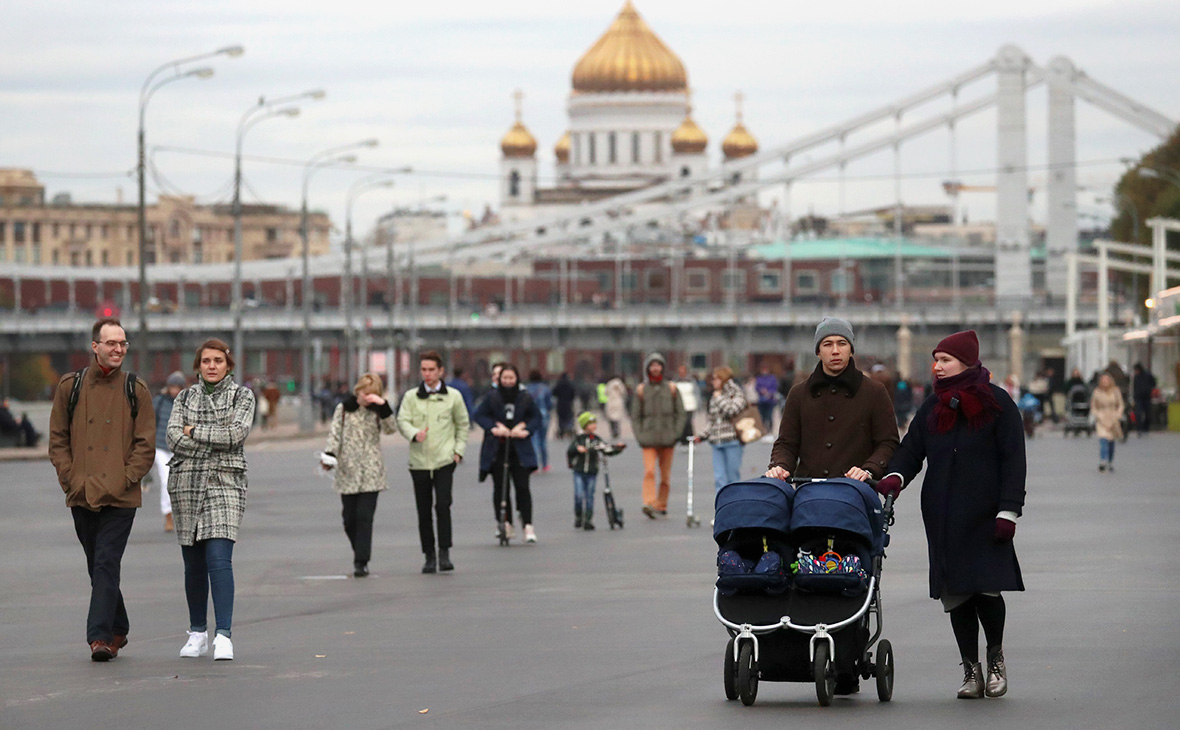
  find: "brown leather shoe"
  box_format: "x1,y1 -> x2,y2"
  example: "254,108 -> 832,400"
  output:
164,513 -> 174,532
90,640 -> 114,662
111,635 -> 128,657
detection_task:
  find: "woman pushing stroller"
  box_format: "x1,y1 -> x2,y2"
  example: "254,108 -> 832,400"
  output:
874,330 -> 1026,700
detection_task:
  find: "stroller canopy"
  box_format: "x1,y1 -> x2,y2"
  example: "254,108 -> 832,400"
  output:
790,478 -> 886,555
713,478 -> 794,544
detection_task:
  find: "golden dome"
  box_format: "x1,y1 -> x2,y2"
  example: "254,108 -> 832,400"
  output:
501,89 -> 537,158
671,110 -> 707,155
722,91 -> 758,159
554,131 -> 570,163
572,1 -> 687,94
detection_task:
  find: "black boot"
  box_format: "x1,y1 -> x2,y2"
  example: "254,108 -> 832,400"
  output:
422,552 -> 437,574
353,562 -> 369,577
574,505 -> 583,529
438,549 -> 454,572
583,509 -> 595,530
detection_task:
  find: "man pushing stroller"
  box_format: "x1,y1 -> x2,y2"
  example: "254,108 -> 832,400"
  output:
763,316 -> 899,693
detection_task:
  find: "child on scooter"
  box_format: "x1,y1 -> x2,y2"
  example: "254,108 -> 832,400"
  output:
567,412 -> 625,530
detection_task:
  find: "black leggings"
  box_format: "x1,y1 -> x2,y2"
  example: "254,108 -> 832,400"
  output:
491,461 -> 533,525
341,492 -> 379,565
949,594 -> 1006,664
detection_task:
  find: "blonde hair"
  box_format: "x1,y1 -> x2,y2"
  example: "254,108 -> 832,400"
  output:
354,372 -> 385,398
712,366 -> 734,383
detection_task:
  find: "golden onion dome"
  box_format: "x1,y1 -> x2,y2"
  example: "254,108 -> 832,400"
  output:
554,131 -> 571,163
671,109 -> 707,155
722,91 -> 758,159
572,1 -> 687,94
501,89 -> 537,158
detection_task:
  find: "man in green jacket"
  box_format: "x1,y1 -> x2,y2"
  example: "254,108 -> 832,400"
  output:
631,352 -> 685,518
396,350 -> 469,574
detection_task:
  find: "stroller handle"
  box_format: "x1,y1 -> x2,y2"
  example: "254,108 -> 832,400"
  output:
786,475 -> 879,488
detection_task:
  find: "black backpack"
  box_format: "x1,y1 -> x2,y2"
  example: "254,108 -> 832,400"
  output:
66,367 -> 139,435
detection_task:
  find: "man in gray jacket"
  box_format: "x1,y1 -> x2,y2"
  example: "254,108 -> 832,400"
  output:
631,352 -> 685,518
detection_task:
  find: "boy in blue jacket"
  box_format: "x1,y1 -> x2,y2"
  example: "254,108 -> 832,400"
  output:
567,412 -> 625,530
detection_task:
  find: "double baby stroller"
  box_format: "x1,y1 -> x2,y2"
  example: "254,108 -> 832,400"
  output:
713,476 -> 895,707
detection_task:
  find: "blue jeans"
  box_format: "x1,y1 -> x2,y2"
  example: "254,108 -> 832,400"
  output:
711,440 -> 744,494
573,471 -> 597,517
181,538 -> 235,637
1099,438 -> 1115,464
531,414 -> 550,469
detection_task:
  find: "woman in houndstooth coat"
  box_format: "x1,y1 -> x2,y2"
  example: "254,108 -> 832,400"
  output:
166,338 -> 255,661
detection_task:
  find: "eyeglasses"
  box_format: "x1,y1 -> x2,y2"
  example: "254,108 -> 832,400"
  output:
98,340 -> 130,350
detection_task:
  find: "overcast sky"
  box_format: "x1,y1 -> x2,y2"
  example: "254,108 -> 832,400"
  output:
3,0 -> 1178,239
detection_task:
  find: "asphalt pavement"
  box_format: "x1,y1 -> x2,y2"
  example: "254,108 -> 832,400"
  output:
2,429 -> 1178,729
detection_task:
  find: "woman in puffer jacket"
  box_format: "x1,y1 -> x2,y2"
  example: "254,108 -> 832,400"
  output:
323,372 -> 397,577
694,366 -> 748,494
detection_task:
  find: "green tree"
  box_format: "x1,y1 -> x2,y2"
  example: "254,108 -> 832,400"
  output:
6,354 -> 59,400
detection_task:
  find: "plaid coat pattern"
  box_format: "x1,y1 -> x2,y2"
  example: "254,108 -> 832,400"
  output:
699,378 -> 747,444
166,377 -> 255,545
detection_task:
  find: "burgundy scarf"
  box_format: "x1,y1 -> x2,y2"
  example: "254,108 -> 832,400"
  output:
928,364 -> 1002,434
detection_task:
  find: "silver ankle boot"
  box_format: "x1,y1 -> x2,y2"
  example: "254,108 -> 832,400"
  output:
986,649 -> 1008,697
957,661 -> 984,699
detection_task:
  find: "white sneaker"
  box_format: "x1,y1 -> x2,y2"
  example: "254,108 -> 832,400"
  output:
524,524 -> 537,543
212,633 -> 234,661
179,630 -> 208,658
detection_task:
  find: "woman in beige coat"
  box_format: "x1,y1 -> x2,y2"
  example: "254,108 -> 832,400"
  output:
1089,373 -> 1124,472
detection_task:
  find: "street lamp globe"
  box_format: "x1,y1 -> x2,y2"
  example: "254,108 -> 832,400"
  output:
190,67 -> 215,80
219,45 -> 246,57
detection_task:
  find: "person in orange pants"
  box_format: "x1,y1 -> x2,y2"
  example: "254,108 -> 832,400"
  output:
630,353 -> 684,517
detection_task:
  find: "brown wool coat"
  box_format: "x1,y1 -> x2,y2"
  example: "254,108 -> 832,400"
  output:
769,360 -> 899,479
48,365 -> 156,510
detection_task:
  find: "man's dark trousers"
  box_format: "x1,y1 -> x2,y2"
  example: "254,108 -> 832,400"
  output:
411,463 -> 456,554
71,506 -> 136,643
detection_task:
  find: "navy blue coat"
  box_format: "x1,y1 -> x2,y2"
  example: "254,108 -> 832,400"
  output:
886,383 -> 1026,599
473,388 -> 543,480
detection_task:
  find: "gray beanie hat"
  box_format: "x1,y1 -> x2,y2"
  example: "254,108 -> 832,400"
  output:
814,316 -> 855,354
166,371 -> 187,388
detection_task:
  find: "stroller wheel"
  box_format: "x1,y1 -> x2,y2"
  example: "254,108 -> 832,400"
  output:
814,642 -> 835,707
723,638 -> 738,701
875,639 -> 894,702
737,640 -> 758,706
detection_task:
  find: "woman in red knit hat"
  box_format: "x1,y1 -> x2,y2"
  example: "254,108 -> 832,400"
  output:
873,330 -> 1026,701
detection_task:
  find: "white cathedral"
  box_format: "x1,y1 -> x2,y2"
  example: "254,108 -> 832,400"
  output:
498,1 -> 759,219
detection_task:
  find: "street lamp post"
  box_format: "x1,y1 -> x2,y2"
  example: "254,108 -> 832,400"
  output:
299,139 -> 379,433
232,90 -> 323,383
345,175 -> 398,385
136,45 -> 242,374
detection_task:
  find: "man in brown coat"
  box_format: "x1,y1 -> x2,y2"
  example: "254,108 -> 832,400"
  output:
48,318 -> 155,662
766,316 -> 899,482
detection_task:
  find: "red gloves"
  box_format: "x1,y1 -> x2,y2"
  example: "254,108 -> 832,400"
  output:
874,474 -> 903,499
994,518 -> 1016,542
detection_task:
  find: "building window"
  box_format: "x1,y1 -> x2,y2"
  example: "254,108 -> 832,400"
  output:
32,222 -> 40,243
722,270 -> 746,291
573,133 -> 581,165
101,224 -> 109,239
15,245 -> 26,264
508,170 -> 521,198
759,271 -> 782,292
71,251 -> 80,266
126,251 -> 133,266
830,270 -> 850,294
685,269 -> 709,292
52,249 -> 59,264
266,227 -> 277,243
0,221 -> 6,241
85,250 -> 93,266
69,223 -> 76,238
193,243 -> 203,264
101,250 -> 109,266
193,226 -> 203,244
14,221 -> 26,243
795,271 -> 818,293
126,225 -> 134,240
632,132 -> 640,163
169,218 -> 181,239
589,134 -> 597,164
0,244 -> 6,262
85,224 -> 92,237
645,269 -> 667,289
621,272 -> 637,291
654,131 -> 663,163
680,166 -> 691,178
608,132 -> 617,164
52,222 -> 60,237
170,250 -> 181,263
32,243 -> 41,264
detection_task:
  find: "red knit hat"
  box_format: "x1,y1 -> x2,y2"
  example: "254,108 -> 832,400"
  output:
932,330 -> 979,367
